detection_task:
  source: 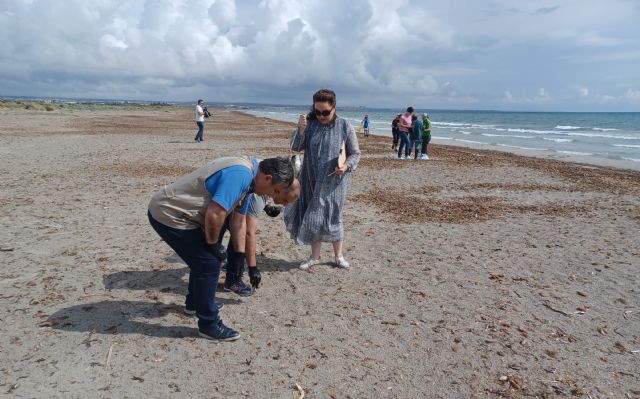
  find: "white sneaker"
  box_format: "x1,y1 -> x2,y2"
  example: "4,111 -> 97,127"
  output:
420,154 -> 429,160
397,156 -> 403,160
299,257 -> 321,270
335,256 -> 350,268
405,156 -> 411,160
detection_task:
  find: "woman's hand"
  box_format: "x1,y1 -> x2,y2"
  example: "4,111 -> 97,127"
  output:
297,114 -> 307,134
334,164 -> 348,176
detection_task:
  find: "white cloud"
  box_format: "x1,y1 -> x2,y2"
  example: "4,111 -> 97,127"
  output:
0,0 -> 638,111
623,89 -> 640,100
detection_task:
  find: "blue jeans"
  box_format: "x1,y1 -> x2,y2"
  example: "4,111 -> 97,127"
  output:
148,212 -> 221,328
410,139 -> 421,157
194,121 -> 204,141
397,131 -> 410,158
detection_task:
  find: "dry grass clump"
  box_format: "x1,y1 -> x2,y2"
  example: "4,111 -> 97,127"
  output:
352,188 -> 592,224
101,163 -> 195,178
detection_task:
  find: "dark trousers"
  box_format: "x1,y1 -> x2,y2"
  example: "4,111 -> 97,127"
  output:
392,128 -> 399,148
148,212 -> 220,328
421,135 -> 431,155
397,131 -> 410,158
194,121 -> 204,141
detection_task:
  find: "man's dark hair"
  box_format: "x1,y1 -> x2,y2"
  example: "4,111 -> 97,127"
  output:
197,99 -> 204,105
412,114 -> 417,121
259,157 -> 295,186
406,106 -> 414,113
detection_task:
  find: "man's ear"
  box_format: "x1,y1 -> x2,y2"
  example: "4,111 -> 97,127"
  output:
264,174 -> 273,183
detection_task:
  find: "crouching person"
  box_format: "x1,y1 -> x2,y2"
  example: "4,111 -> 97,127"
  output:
148,156 -> 296,341
223,182 -> 300,296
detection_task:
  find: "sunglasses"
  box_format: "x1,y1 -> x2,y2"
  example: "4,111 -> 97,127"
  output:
314,108 -> 333,117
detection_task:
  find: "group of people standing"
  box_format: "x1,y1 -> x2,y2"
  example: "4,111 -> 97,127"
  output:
392,107 -> 431,160
148,89 -> 360,341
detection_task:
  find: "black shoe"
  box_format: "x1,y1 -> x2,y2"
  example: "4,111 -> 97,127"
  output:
198,321 -> 240,341
184,302 -> 223,315
223,280 -> 253,296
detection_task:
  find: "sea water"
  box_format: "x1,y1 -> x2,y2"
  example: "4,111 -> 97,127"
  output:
238,104 -> 640,165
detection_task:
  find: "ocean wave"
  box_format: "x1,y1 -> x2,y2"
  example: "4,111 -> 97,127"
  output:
433,122 -> 469,127
555,125 -> 582,130
593,127 -> 619,131
482,133 -> 535,139
622,157 -> 640,162
566,132 -> 640,140
612,144 -> 640,148
543,137 -> 573,143
507,128 -> 558,134
557,150 -> 593,156
454,139 -> 484,144
460,131 -> 472,135
497,144 -> 547,151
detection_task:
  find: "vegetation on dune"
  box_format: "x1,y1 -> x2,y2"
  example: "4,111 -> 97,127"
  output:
0,100 -> 180,112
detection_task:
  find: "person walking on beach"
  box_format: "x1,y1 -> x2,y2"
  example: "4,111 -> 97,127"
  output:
221,182 -> 300,297
362,114 -> 370,137
285,89 -> 361,270
397,107 -> 414,159
409,114 -> 424,160
391,114 -> 401,150
194,99 -> 206,142
420,113 -> 431,160
148,156 -> 296,341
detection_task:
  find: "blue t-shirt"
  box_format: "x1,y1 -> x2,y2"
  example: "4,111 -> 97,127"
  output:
204,158 -> 259,212
363,118 -> 369,128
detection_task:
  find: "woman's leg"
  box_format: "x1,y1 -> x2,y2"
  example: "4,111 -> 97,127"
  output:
332,240 -> 343,257
311,240 -> 321,259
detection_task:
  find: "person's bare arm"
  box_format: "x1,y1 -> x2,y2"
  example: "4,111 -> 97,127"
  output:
245,215 -> 258,267
204,202 -> 228,244
229,212 -> 247,252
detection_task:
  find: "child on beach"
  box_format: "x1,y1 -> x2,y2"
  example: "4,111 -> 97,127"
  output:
391,114 -> 400,150
420,113 -> 431,160
409,114 -> 423,160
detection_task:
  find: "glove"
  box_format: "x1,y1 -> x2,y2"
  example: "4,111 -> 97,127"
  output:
248,266 -> 261,288
208,242 -> 227,261
263,205 -> 282,218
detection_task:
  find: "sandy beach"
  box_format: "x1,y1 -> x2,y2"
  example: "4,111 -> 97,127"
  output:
1,105 -> 639,398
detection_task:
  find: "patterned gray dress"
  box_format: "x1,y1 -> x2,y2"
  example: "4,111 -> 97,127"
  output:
284,116 -> 361,245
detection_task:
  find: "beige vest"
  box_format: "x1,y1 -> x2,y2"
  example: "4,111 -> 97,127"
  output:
148,157 -> 255,229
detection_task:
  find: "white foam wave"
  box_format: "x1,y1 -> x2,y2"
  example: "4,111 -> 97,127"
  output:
434,122 -> 468,127
593,127 -> 618,131
566,132 -> 639,140
507,128 -> 558,134
497,144 -> 547,151
557,150 -> 593,156
622,157 -> 640,162
454,139 -> 483,144
460,131 -> 472,135
555,125 -> 582,130
612,144 -> 640,148
482,133 -> 535,139
543,137 -> 573,143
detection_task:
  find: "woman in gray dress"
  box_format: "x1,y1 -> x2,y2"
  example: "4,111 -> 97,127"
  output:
284,89 -> 361,269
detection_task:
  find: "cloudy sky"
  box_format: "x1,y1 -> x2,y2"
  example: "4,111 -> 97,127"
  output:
1,0 -> 639,111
